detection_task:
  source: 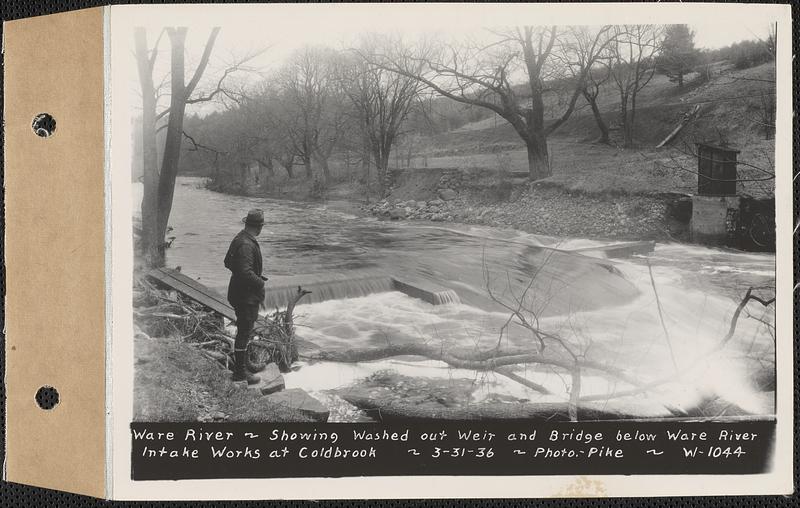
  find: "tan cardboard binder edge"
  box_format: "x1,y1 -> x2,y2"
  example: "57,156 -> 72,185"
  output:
4,7 -> 107,498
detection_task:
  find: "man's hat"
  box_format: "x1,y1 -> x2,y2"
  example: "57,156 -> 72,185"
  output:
242,209 -> 265,225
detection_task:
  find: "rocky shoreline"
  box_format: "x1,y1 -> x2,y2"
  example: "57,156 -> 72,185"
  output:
361,169 -> 692,242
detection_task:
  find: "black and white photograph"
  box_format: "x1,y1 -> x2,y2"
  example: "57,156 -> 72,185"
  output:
109,2 -> 791,497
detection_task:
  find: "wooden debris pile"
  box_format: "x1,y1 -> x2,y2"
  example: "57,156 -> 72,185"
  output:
133,276 -> 311,374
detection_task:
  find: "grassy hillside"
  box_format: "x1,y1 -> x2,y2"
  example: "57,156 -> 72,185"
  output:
404,62 -> 775,198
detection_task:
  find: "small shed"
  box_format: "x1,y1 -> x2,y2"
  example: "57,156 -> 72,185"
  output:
696,143 -> 739,196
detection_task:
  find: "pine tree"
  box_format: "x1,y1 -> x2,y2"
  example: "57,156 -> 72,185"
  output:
659,24 -> 698,88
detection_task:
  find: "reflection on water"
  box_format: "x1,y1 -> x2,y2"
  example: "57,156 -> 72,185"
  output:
133,178 -> 776,416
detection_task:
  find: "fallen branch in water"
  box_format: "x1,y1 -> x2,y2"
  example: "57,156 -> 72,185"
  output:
307,343 -> 640,393
494,366 -> 552,395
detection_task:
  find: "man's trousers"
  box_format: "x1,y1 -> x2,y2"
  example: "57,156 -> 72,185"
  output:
233,303 -> 260,351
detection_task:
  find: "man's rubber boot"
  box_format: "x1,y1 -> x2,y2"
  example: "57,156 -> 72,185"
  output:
232,350 -> 261,385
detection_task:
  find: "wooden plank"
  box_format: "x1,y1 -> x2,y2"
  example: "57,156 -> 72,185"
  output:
156,268 -> 229,305
392,278 -> 461,305
149,269 -> 231,311
572,241 -> 655,259
147,268 -> 236,321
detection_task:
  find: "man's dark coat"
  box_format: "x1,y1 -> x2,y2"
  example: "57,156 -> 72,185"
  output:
224,230 -> 265,307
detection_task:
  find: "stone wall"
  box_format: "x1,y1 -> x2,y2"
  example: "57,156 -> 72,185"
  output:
690,195 -> 740,246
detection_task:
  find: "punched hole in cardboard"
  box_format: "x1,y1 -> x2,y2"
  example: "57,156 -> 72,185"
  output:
35,385 -> 59,410
32,113 -> 56,138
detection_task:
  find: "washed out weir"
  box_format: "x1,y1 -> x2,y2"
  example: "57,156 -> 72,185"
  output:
261,273 -> 461,309
149,267 -> 462,318
135,178 -> 777,422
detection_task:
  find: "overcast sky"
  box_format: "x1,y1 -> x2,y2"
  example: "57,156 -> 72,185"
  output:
112,3 -> 782,112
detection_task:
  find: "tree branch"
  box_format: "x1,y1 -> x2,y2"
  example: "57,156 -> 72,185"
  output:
184,27 -> 222,98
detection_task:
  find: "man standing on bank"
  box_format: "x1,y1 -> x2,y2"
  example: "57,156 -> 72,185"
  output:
224,209 -> 267,385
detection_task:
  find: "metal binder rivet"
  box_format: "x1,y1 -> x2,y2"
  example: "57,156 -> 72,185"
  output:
35,385 -> 59,410
31,113 -> 56,138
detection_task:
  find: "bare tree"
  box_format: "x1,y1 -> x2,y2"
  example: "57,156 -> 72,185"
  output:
609,25 -> 663,148
135,26 -> 268,266
247,83 -> 300,179
135,26 -> 220,267
278,46 -> 341,183
343,35 -> 424,196
757,92 -> 776,140
556,26 -> 616,144
368,26 -> 614,180
313,93 -> 351,185
582,64 -> 613,144
134,28 -> 163,267
765,22 -> 777,58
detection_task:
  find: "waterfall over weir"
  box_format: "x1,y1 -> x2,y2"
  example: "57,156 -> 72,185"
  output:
264,275 -> 394,310
262,274 -> 461,310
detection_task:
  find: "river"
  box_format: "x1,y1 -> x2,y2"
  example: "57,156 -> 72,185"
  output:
134,177 -> 776,420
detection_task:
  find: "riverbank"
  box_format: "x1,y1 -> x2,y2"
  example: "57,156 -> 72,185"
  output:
134,335 -> 314,422
132,273 -> 317,423
204,168 -> 693,243
366,168 -> 693,242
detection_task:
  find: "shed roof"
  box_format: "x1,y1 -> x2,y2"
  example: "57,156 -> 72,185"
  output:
694,142 -> 741,154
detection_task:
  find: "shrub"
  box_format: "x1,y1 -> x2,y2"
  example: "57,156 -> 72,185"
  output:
730,40 -> 772,70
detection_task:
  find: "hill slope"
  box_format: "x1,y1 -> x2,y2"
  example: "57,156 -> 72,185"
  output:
404,62 -> 775,198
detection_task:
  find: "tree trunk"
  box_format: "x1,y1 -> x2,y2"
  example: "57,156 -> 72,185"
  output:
344,150 -> 352,179
284,161 -> 294,179
361,138 -> 371,177
375,151 -> 391,196
317,155 -> 331,185
153,28 -> 189,267
525,139 -> 551,180
361,140 -> 371,204
584,91 -> 610,144
302,154 -> 312,179
626,93 -> 638,148
134,29 -> 162,267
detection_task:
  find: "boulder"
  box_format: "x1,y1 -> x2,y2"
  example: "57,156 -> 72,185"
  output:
264,388 -> 330,422
388,208 -> 407,220
438,188 -> 457,201
259,375 -> 285,395
245,363 -> 284,395
429,198 -> 444,207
